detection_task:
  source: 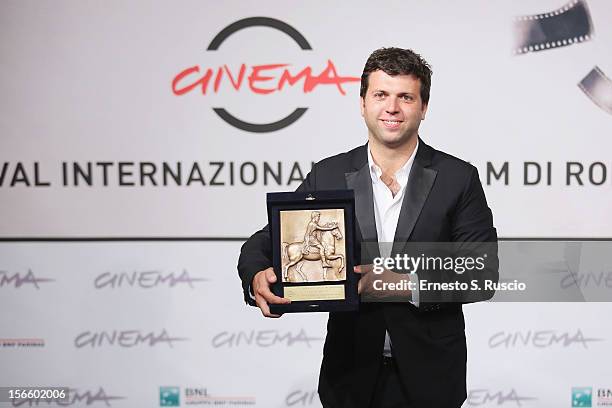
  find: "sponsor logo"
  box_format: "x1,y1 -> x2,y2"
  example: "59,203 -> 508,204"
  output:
212,329 -> 323,348
0,269 -> 54,289
598,388 -> 612,406
466,388 -> 537,406
573,387 -> 593,407
94,269 -> 207,289
11,387 -> 124,406
74,329 -> 188,348
171,17 -> 359,132
488,329 -> 603,349
0,338 -> 45,348
160,386 -> 255,406
160,387 -> 180,407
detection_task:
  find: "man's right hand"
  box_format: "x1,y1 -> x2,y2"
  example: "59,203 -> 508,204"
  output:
252,267 -> 291,318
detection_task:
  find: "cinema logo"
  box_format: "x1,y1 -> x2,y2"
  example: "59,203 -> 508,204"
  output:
466,388 -> 537,406
74,329 -> 188,348
159,386 -> 255,406
11,387 -> 125,407
488,329 -> 603,349
212,328 -> 323,348
559,270 -> 612,290
1,337 -> 45,349
0,269 -> 54,289
285,390 -> 319,406
171,17 -> 359,132
94,269 -> 207,289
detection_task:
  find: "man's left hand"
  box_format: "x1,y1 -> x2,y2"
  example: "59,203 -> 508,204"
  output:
354,264 -> 412,302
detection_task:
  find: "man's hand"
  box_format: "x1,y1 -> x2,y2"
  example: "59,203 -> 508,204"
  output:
354,264 -> 412,302
252,267 -> 291,318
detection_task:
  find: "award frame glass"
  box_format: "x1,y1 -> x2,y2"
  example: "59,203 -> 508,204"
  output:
267,190 -> 358,313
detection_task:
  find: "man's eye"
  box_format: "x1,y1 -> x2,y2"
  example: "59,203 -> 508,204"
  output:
402,95 -> 414,101
373,92 -> 384,98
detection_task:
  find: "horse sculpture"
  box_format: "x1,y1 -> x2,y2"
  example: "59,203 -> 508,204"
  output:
282,223 -> 345,282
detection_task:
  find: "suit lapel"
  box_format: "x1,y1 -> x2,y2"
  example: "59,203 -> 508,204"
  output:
343,140 -> 438,259
392,141 -> 438,256
344,145 -> 380,260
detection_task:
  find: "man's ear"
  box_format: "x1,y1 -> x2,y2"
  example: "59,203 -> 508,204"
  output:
421,103 -> 428,120
360,97 -> 365,117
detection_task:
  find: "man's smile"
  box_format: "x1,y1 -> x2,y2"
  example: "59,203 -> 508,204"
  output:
380,119 -> 403,129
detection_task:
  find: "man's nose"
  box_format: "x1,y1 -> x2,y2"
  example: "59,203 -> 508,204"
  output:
384,97 -> 400,114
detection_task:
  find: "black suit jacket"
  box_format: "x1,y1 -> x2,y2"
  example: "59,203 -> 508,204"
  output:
238,139 -> 498,408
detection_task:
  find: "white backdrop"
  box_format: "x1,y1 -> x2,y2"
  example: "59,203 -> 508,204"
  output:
1,1 -> 611,407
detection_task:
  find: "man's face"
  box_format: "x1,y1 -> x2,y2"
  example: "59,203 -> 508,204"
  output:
360,70 -> 428,149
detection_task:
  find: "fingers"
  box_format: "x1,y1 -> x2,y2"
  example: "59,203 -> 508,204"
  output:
354,264 -> 374,274
355,264 -> 371,294
253,268 -> 290,318
255,294 -> 282,318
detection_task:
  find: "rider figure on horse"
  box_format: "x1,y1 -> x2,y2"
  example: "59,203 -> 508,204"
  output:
303,212 -> 338,269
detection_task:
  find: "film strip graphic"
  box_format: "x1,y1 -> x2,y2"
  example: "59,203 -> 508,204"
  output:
513,0 -> 593,55
579,66 -> 612,115
513,0 -> 612,116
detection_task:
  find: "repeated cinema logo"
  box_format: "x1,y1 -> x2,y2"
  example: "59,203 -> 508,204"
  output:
74,329 -> 188,348
0,269 -> 54,289
211,328 -> 323,348
94,269 -> 207,289
171,16 -> 360,132
488,329 -> 604,349
465,388 -> 537,406
285,390 -> 319,406
559,269 -> 612,289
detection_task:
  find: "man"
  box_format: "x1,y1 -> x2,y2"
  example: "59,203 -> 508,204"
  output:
238,47 -> 497,408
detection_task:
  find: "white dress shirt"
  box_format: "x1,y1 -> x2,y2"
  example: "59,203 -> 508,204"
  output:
367,140 -> 420,356
367,141 -> 420,306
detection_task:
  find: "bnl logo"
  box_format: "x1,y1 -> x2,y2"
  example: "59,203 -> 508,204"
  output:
572,387 -> 592,407
160,386 -> 180,407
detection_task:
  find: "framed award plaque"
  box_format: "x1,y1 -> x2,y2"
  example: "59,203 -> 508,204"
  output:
267,190 -> 358,313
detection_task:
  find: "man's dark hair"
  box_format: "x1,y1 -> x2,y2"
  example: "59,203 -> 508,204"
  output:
360,47 -> 432,104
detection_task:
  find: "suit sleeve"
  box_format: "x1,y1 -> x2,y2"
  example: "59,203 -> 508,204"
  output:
417,166 -> 499,312
237,168 -> 317,306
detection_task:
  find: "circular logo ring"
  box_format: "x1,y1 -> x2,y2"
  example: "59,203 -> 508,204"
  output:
207,17 -> 312,133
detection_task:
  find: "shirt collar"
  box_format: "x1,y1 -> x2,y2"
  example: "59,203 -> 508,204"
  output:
367,139 -> 419,186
